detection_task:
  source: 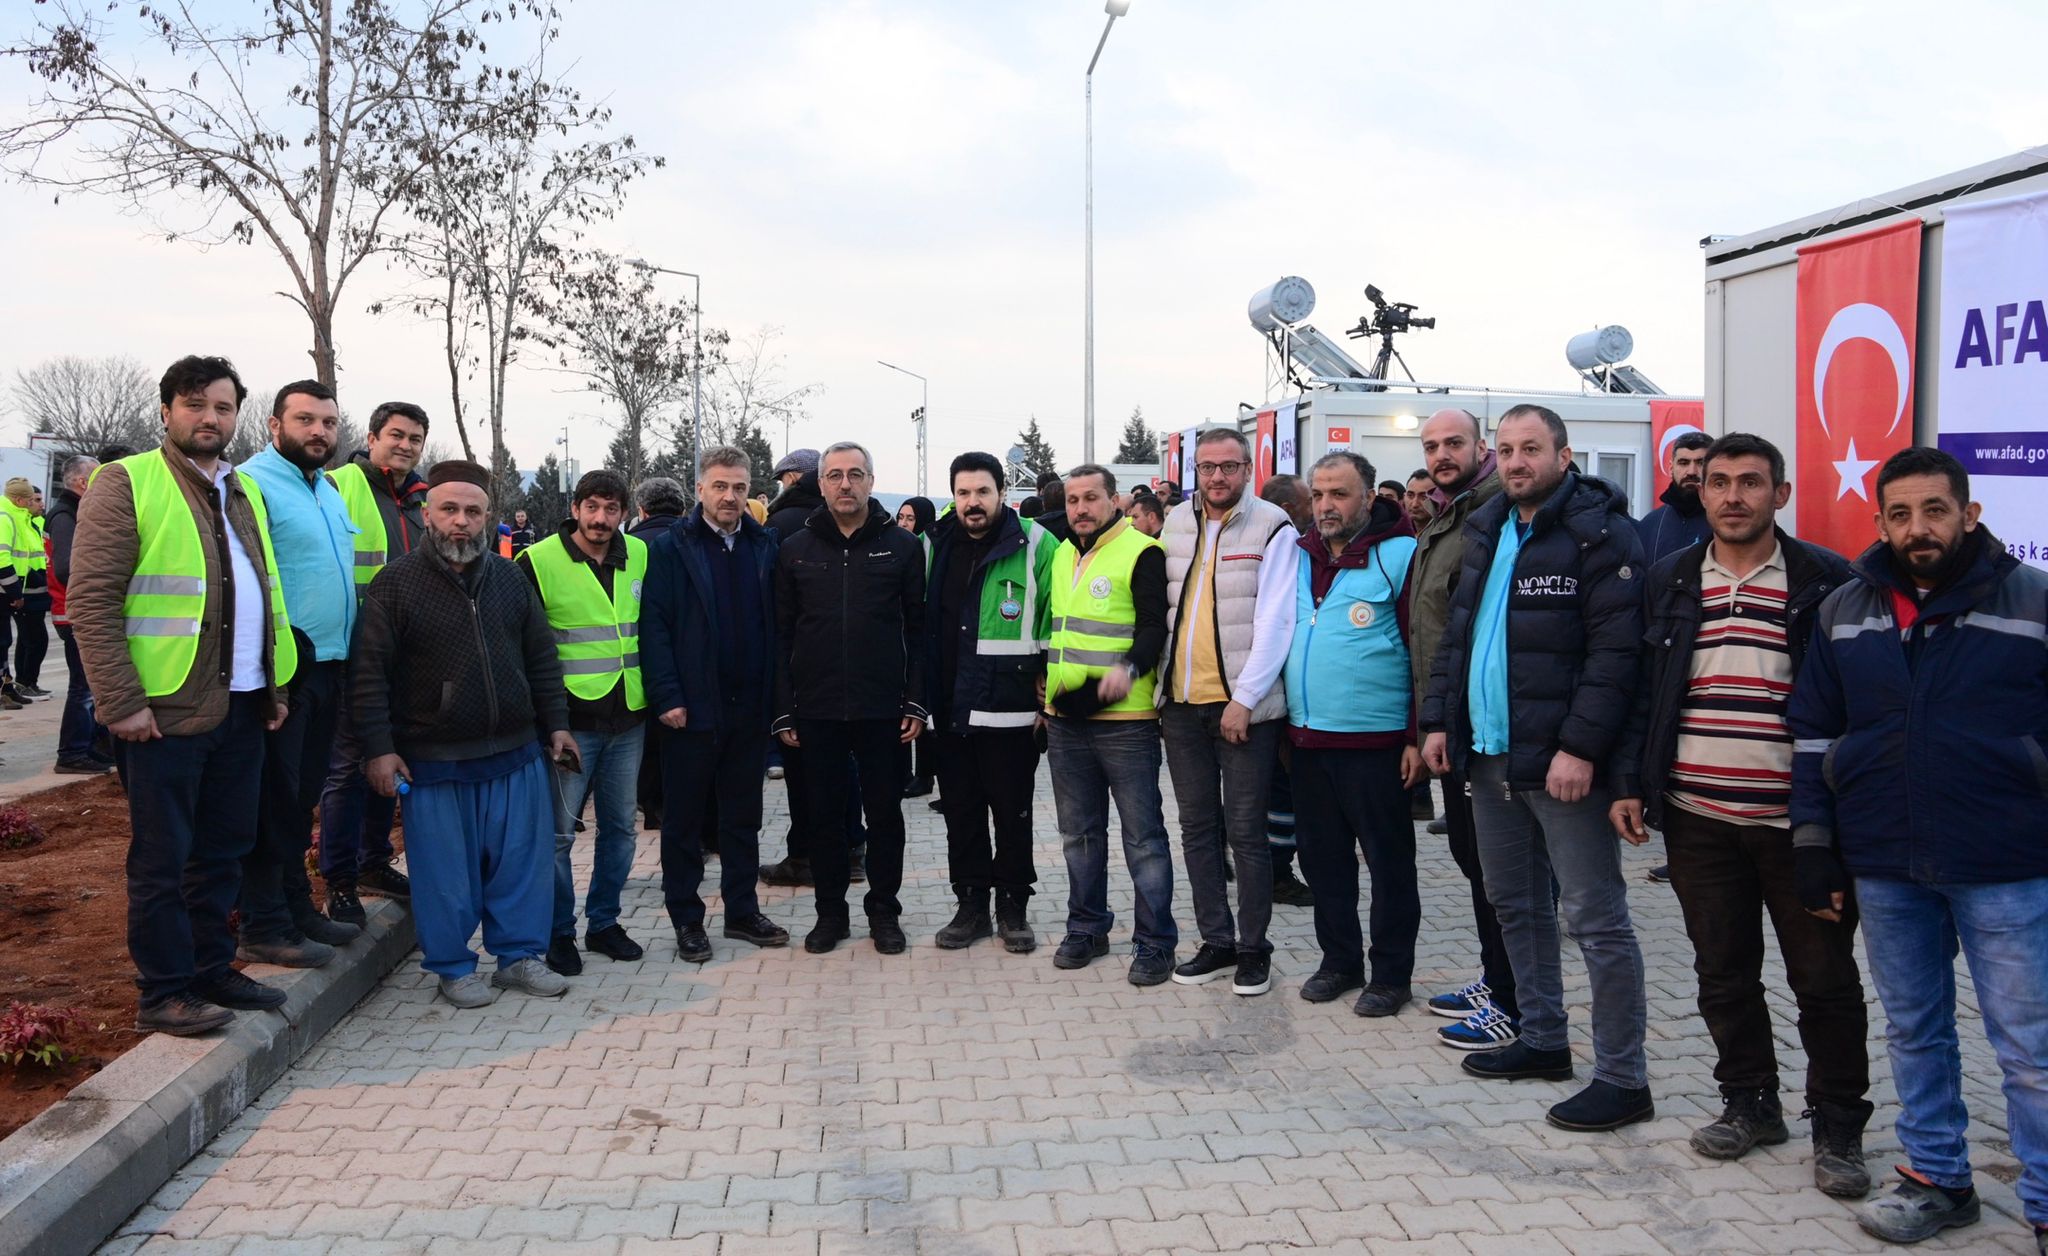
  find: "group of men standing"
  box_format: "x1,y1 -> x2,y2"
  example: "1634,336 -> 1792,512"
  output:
66,354 -> 2047,1251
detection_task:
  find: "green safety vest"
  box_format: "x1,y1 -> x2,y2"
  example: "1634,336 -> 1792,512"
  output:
327,461 -> 390,592
111,451 -> 297,696
526,531 -> 647,710
0,500 -> 45,576
1047,516 -> 1160,717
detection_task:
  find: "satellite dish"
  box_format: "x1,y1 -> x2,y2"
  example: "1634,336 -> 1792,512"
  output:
1248,276 -> 1316,333
1566,325 -> 1634,371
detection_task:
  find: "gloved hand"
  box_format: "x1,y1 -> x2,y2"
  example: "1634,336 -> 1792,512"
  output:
1794,845 -> 1850,919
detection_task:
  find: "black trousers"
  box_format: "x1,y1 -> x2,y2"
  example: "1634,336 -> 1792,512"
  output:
242,657 -> 344,943
1443,767 -> 1519,1019
659,721 -> 767,929
1664,808 -> 1872,1114
120,691 -> 268,1007
1293,745 -> 1420,987
12,590 -> 49,687
934,726 -> 1039,898
798,718 -> 906,923
777,739 -> 811,862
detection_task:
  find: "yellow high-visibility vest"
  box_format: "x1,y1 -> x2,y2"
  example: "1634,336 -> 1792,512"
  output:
526,531 -> 646,710
1047,516 -> 1159,718
327,461 -> 390,593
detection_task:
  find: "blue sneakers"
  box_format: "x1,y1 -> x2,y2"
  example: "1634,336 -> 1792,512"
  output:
1437,1002 -> 1520,1051
1428,979 -> 1491,1018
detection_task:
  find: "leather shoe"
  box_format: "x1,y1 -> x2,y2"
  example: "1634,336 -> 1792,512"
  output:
674,926 -> 713,963
1547,1080 -> 1655,1131
1461,1040 -> 1574,1081
585,924 -> 644,962
135,993 -> 233,1036
190,970 -> 287,1010
805,919 -> 851,954
1299,970 -> 1365,1003
869,918 -> 907,954
1352,984 -> 1412,1018
545,934 -> 583,976
724,913 -> 790,947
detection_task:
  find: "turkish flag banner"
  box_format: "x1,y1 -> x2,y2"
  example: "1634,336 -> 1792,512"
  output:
1648,399 -> 1706,498
1253,409 -> 1276,490
1794,218 -> 1922,557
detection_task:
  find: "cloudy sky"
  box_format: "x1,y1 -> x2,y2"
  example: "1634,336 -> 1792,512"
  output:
2,1 -> 2041,492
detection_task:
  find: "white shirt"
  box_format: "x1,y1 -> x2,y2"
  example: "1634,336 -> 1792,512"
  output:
1171,513 -> 1300,708
211,463 -> 269,693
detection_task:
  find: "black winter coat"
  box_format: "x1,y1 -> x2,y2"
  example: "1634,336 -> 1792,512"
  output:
1609,528 -> 1850,828
1421,472 -> 1645,789
773,500 -> 928,727
766,473 -> 825,541
641,508 -> 778,732
351,548 -> 568,762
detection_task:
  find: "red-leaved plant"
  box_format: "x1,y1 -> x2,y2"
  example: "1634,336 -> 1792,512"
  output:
0,804 -> 43,850
0,1001 -> 88,1069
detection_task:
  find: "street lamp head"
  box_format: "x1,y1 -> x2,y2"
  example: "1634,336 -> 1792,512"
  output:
624,257 -> 652,270
1105,0 -> 1132,15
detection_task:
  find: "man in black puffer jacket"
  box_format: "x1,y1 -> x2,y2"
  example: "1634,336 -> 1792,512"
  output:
351,461 -> 576,1009
772,442 -> 928,956
759,464 -> 828,885
1422,404 -> 1651,1134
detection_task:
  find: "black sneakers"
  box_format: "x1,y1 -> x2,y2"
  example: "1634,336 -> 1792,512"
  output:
326,885 -> 367,927
544,935 -> 583,976
759,857 -> 813,887
190,970 -> 287,1011
1461,1040 -> 1574,1082
585,924 -> 644,962
357,861 -> 411,900
1547,1080 -> 1655,1132
1170,943 -> 1237,986
1231,953 -> 1272,997
1053,932 -> 1109,970
723,913 -> 790,947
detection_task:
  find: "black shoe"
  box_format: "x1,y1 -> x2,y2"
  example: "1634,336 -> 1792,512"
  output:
294,912 -> 362,947
641,808 -> 662,831
927,797 -> 943,811
805,919 -> 851,954
1352,983 -> 1413,1018
1300,970 -> 1365,1003
54,757 -> 109,775
585,924 -> 644,962
1271,868 -> 1315,907
1426,817 -> 1449,835
1461,1040 -> 1575,1082
1232,953 -> 1272,996
1691,1088 -> 1788,1160
1807,1105 -> 1873,1199
190,970 -> 287,1010
994,893 -> 1035,954
934,895 -> 993,950
0,691 -> 23,711
326,885 -> 367,927
723,913 -> 790,948
545,934 -> 583,976
901,775 -> 933,799
16,683 -> 50,699
1410,796 -> 1436,821
849,845 -> 866,885
1127,944 -> 1175,987
870,918 -> 906,955
357,861 -> 411,900
1648,863 -> 1672,884
1052,932 -> 1108,969
135,993 -> 234,1036
1171,943 -> 1238,986
759,857 -> 813,887
1547,1080 -> 1655,1132
674,926 -> 713,963
236,935 -> 336,968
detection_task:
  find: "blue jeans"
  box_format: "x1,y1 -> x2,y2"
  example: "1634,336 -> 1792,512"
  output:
406,751 -> 554,978
1858,875 -> 2048,1225
1047,717 -> 1177,954
551,726 -> 644,938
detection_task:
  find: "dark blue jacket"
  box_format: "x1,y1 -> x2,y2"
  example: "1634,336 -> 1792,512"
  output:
1421,471 -> 1645,789
1789,528 -> 2048,883
641,507 -> 778,733
1637,481 -> 1713,564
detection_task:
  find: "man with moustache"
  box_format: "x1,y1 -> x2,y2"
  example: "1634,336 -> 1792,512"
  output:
773,441 -> 928,955
1045,464 -> 1176,984
1790,447 -> 2048,1248
351,460 -> 576,1008
1422,404 -> 1652,1132
68,355 -> 296,1035
1407,408 -> 1521,1049
921,451 -> 1054,953
518,469 -> 650,976
1404,470 -> 1437,528
1639,430 -> 1713,563
642,448 -> 789,963
237,381 -> 366,967
1286,452 -> 1424,1014
1609,433 -> 1868,1195
321,401 -> 431,924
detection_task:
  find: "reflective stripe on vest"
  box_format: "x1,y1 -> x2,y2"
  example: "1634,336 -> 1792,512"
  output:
1047,517 -> 1160,715
526,531 -> 647,710
106,451 -> 298,696
328,462 -> 389,589
0,501 -> 45,574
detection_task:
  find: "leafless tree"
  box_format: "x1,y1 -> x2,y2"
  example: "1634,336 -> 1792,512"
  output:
1,0 -> 575,389
700,326 -> 820,458
9,354 -> 158,449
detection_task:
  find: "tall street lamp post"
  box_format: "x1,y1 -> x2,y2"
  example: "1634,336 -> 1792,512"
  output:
625,257 -> 704,476
1084,0 -> 1132,464
876,360 -> 928,497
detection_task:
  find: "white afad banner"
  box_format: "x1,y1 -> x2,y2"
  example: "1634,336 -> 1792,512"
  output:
1275,402 -> 1298,475
1938,190 -> 2048,568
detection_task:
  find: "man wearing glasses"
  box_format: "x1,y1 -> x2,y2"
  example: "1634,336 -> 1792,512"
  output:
771,442 -> 929,955
1159,427 -> 1300,997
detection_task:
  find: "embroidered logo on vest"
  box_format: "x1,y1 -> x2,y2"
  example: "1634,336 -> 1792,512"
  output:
1348,602 -> 1375,628
1089,576 -> 1112,598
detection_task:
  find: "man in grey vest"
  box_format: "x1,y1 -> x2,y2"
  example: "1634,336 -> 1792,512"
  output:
1158,426 -> 1300,998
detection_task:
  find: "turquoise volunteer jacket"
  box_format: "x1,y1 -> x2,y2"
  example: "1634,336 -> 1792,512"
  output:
241,445 -> 359,662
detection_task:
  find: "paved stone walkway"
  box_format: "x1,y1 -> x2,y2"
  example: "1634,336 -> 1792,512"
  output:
101,765 -> 2032,1254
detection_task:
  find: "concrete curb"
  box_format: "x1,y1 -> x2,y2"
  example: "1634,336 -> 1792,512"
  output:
0,897 -> 415,1256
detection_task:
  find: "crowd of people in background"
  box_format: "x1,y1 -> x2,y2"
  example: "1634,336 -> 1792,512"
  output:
40,353 -> 2048,1252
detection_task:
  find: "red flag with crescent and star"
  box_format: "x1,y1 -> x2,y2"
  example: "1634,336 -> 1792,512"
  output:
1649,399 -> 1706,498
1794,218 -> 1922,556
1253,408 -> 1276,490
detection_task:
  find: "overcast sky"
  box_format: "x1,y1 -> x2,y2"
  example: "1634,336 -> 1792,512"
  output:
2,1 -> 2041,492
